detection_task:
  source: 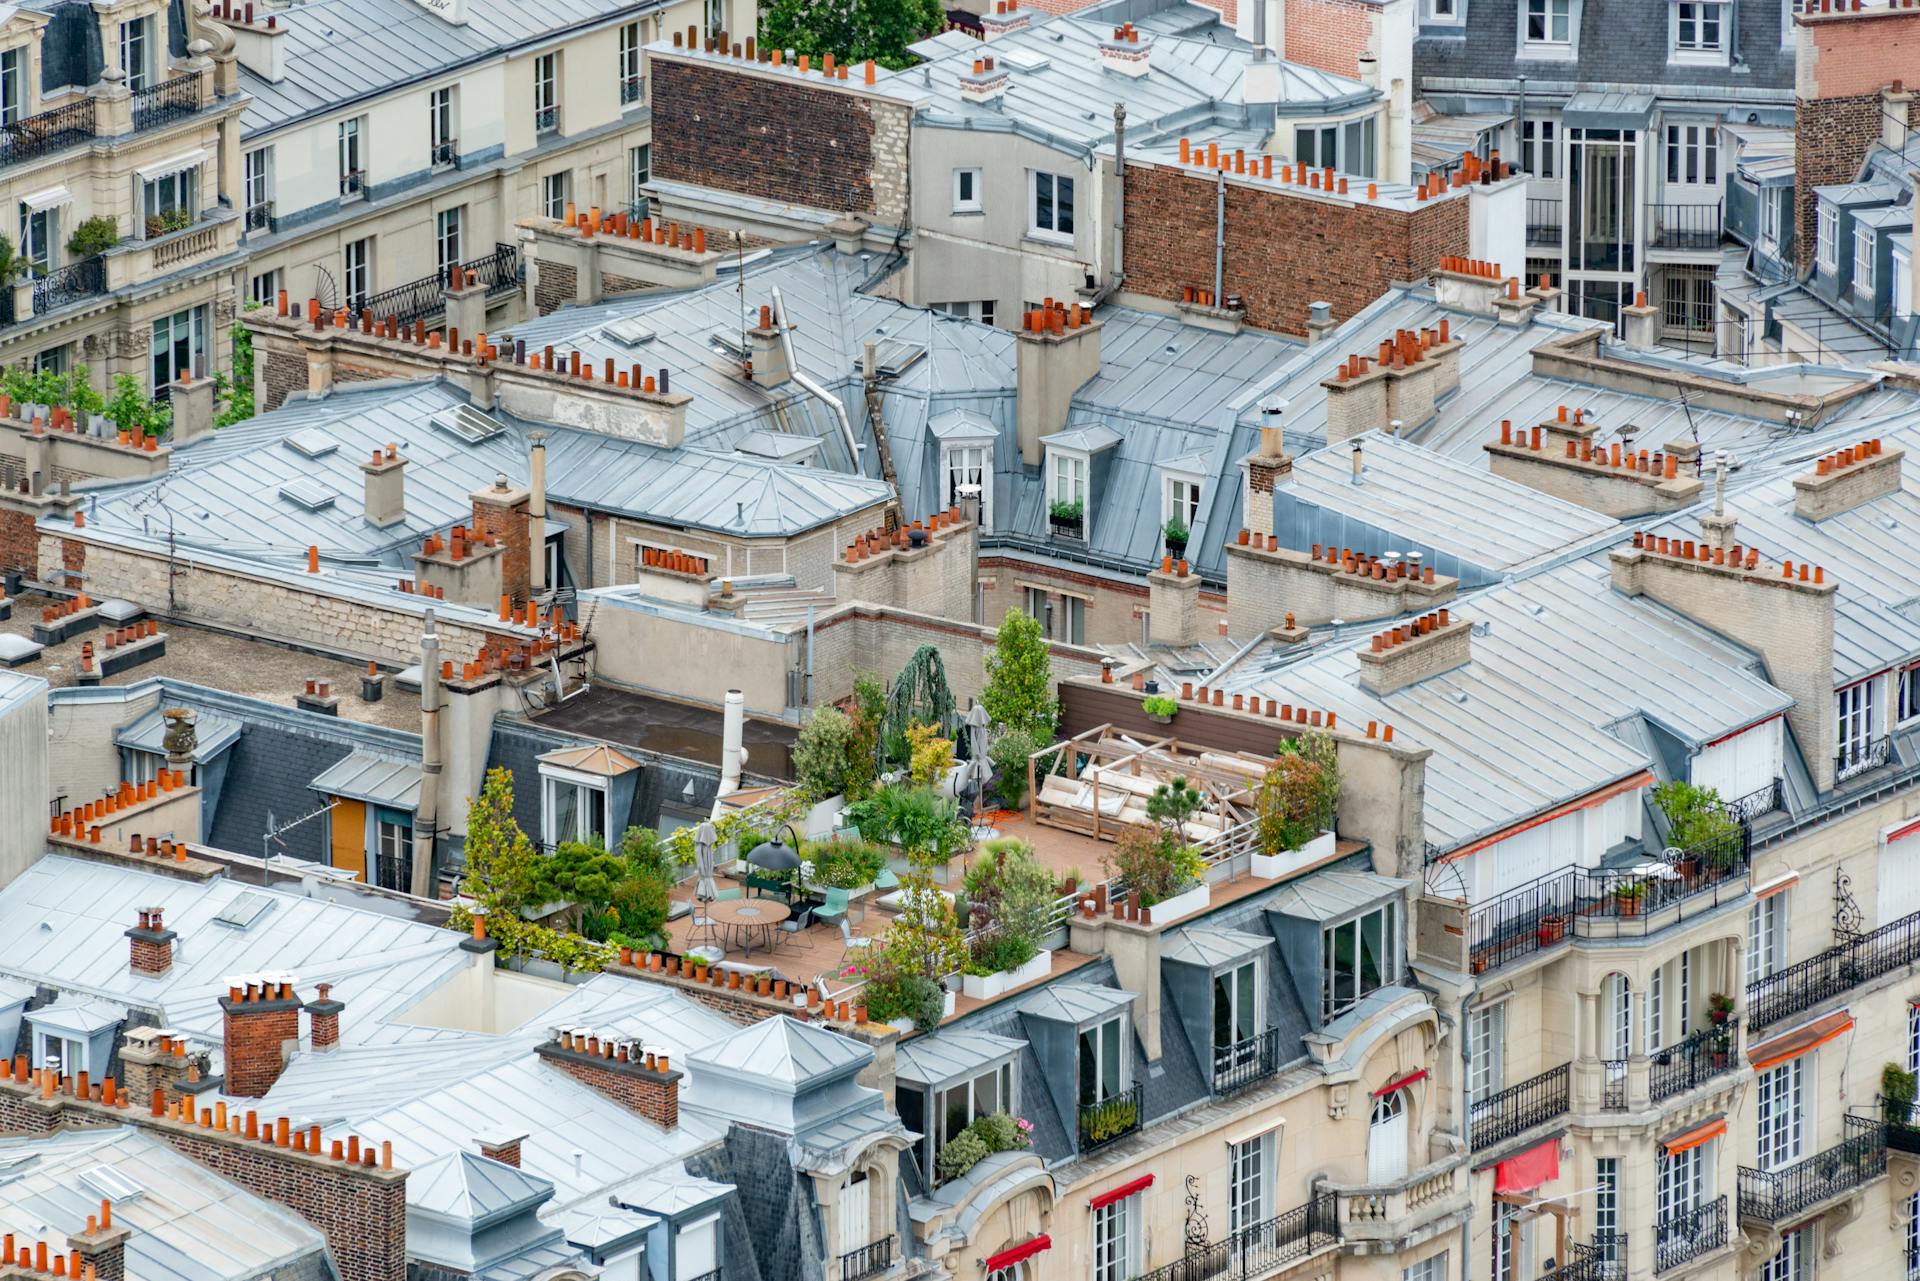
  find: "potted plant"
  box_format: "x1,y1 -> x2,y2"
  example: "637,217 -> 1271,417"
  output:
1163,516 -> 1189,559
1885,1063 -> 1919,1132
1250,732 -> 1340,879
1536,913 -> 1569,945
959,839 -> 1056,998
1654,780 -> 1741,875
1142,694 -> 1178,725
1048,497 -> 1085,539
64,216 -> 119,261
1614,881 -> 1645,917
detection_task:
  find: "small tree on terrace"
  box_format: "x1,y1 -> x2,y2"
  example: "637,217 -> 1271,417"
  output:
460,767 -> 537,914
982,609 -> 1057,743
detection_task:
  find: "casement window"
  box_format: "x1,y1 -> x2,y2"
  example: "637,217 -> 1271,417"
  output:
1836,678 -> 1878,776
248,269 -> 279,307
1817,203 -> 1840,272
1673,0 -> 1727,56
1521,118 -> 1556,177
141,166 -> 196,235
630,145 -> 650,205
1077,1016 -> 1127,1107
32,1031 -> 86,1075
1024,587 -> 1053,636
943,444 -> 991,528
543,772 -> 608,847
1029,171 -> 1074,240
343,238 -> 372,310
1467,1003 -> 1505,1105
619,22 -> 644,104
1060,596 -> 1085,644
338,118 -> 365,197
1761,190 -> 1782,246
1322,902 -> 1398,1020
1403,1256 -> 1447,1281
1049,450 -> 1086,508
1909,1192 -> 1920,1281
1227,1132 -> 1272,1232
1091,1191 -> 1139,1281
935,1060 -> 1015,1163
544,172 -> 571,221
1425,0 -> 1461,22
1665,124 -> 1718,185
1493,1199 -> 1516,1280
119,16 -> 152,91
1854,226 -> 1875,296
436,206 -> 462,279
243,148 -> 272,229
1596,1158 -> 1620,1265
1295,119 -> 1378,177
1908,1002 -> 1920,1074
1602,973 -> 1632,1059
1368,1089 -> 1410,1182
1648,963 -> 1666,1052
1760,1226 -> 1809,1281
1,48 -> 24,126
1657,1143 -> 1705,1221
704,0 -> 725,37
1748,894 -> 1787,985
953,167 -> 983,213
1214,959 -> 1260,1067
374,807 -> 413,892
429,87 -> 456,166
1895,244 -> 1913,319
534,53 -> 559,133
18,204 -> 52,273
1164,476 -> 1201,532
1524,0 -> 1571,45
33,346 -> 66,375
149,306 -> 207,389
1756,1057 -> 1806,1170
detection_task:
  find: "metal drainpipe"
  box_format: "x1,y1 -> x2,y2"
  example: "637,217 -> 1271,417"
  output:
1110,102 -> 1126,294
1213,168 -> 1227,306
771,286 -> 861,472
411,609 -> 442,899
528,430 -> 547,594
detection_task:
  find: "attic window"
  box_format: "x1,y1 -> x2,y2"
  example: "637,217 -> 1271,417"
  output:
603,318 -> 657,347
432,404 -> 505,445
284,428 -> 339,459
998,47 -> 1051,72
279,478 -> 336,511
870,338 -> 927,376
213,891 -> 275,930
79,1166 -> 145,1203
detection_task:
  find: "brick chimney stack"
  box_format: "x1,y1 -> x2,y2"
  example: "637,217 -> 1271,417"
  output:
535,1029 -> 680,1129
469,474 -> 531,607
220,975 -> 304,1097
126,907 -> 175,975
68,1200 -> 131,1281
476,1130 -> 528,1167
306,982 -> 344,1051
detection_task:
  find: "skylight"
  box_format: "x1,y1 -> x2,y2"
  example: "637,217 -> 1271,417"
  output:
279,478 -> 336,511
430,404 -> 504,445
213,891 -> 275,930
284,428 -> 339,459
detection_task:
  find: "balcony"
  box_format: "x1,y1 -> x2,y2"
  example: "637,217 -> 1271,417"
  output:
1649,1021 -> 1738,1103
1212,1027 -> 1282,1098
1469,1063 -> 1569,1152
1647,203 -> 1723,253
31,256 -> 108,315
621,74 -> 645,106
1886,1099 -> 1920,1156
243,202 -> 277,235
535,105 -> 560,135
1324,1155 -> 1469,1247
1736,1116 -> 1886,1225
1134,1194 -> 1339,1281
1723,779 -> 1784,824
354,243 -> 521,328
431,138 -> 459,170
143,220 -> 222,273
838,1234 -> 894,1281
131,74 -> 199,132
0,98 -> 96,166
340,170 -> 367,199
1077,1082 -> 1142,1154
1547,1235 -> 1627,1281
1527,198 -> 1563,248
1836,735 -> 1891,783
1468,824 -> 1751,975
1654,1197 -> 1726,1273
1746,905 -> 1920,1029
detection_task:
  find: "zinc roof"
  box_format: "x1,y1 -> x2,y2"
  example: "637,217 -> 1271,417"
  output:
113,707 -> 243,762
894,1029 -> 1027,1087
309,751 -> 422,810
690,1015 -> 870,1085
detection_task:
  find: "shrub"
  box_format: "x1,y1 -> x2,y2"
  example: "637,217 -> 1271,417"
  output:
793,705 -> 859,801
65,216 -> 119,259
906,720 -> 955,786
845,672 -> 886,800
1255,752 -> 1326,856
1654,780 -> 1738,856
988,727 -> 1039,808
964,929 -> 1036,976
0,233 -> 21,284
970,1111 -> 1024,1153
982,610 -> 1056,742
1885,1063 -> 1918,1110
934,1129 -> 990,1182
806,837 -> 887,888
865,968 -> 945,1028
1141,695 -> 1178,718
1163,515 -> 1189,544
1048,498 -> 1084,521
103,373 -> 170,438
963,837 -> 1055,952
1104,826 -> 1200,906
1147,778 -> 1202,833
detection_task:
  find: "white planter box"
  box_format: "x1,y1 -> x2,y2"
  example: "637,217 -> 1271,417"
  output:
1250,829 -> 1336,880
960,947 -> 1053,1000
1148,882 -> 1210,924
944,990 -> 957,1019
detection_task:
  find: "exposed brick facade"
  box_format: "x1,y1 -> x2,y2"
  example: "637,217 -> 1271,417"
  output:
651,57 -> 908,225
220,991 -> 302,1098
535,261 -> 577,317
469,486 -> 531,607
59,536 -> 85,577
1283,0 -> 1376,77
1794,94 -> 1883,273
125,909 -> 175,976
0,506 -> 36,575
1793,8 -> 1920,271
1122,162 -> 1470,335
535,1041 -> 681,1129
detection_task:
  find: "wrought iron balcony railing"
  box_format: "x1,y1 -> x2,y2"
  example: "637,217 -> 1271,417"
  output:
243,202 -> 276,234
1546,1234 -> 1627,1281
353,243 -> 519,328
838,1234 -> 894,1281
340,169 -> 367,198
535,105 -> 560,134
0,98 -> 96,165
621,73 -> 645,105
1649,1020 -> 1738,1102
1133,1194 -> 1338,1281
431,138 -> 459,169
1722,779 -> 1783,824
131,73 -> 198,131
1469,1062 -> 1569,1151
1736,1115 -> 1886,1224
1647,203 -> 1723,251
32,255 -> 107,314
1747,904 -> 1920,1028
1837,735 -> 1891,782
1212,1027 -> 1281,1097
1654,1196 -> 1726,1273
1077,1082 -> 1142,1153
1527,198 -> 1563,247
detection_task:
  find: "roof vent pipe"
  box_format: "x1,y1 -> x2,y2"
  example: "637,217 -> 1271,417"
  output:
770,287 -> 861,474
716,689 -> 746,806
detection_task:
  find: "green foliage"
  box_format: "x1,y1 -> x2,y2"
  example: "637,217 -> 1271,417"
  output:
1048,497 -> 1085,521
1,363 -> 105,418
905,721 -> 955,786
1885,1063 -> 1918,1107
847,784 -> 969,860
103,373 -> 170,438
0,233 -> 22,285
659,791 -> 805,869
969,1111 -> 1027,1154
845,672 -> 886,800
1255,751 -> 1328,856
982,610 -> 1057,743
1654,780 -> 1739,856
793,705 -> 860,802
933,1129 -> 990,1182
459,767 -> 538,913
987,727 -> 1039,808
803,836 -> 888,889
863,967 -> 946,1028
1146,777 -> 1202,832
1083,1098 -> 1139,1143
757,0 -> 945,71
882,645 -> 955,769
1104,825 -> 1203,907
1163,516 -> 1189,543
65,216 -> 120,260
215,310 -> 258,427
1141,695 -> 1178,719
448,904 -> 615,972
143,208 -> 194,239
962,838 -> 1055,955
963,930 -> 1036,977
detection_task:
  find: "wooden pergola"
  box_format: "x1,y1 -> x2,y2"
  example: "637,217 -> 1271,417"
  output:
1025,723 -> 1274,844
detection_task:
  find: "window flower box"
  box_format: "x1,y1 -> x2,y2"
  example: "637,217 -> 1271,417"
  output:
1251,829 -> 1334,879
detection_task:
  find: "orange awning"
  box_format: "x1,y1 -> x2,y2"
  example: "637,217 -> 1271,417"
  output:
1753,871 -> 1799,900
1748,1010 -> 1854,1072
1662,1117 -> 1726,1156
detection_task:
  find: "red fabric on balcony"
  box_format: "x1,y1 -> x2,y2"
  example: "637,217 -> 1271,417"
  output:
1493,1139 -> 1558,1193
983,1237 -> 1051,1272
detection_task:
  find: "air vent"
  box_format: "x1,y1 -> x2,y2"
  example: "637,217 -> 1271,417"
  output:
709,328 -> 750,361
79,1166 -> 145,1202
603,318 -> 657,347
279,478 -> 336,511
213,890 -> 275,930
870,338 -> 927,377
284,428 -> 339,459
431,403 -> 504,445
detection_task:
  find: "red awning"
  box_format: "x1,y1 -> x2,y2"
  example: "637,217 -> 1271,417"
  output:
983,1236 -> 1051,1273
1089,1174 -> 1154,1210
1373,1069 -> 1429,1097
1494,1140 -> 1559,1194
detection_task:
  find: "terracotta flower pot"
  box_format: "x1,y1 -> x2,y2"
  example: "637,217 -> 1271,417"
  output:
619,946 -> 633,965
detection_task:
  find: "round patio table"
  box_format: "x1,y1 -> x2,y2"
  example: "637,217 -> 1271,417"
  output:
707,898 -> 791,957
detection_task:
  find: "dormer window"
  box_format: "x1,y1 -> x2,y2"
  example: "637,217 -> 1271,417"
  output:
545,772 -> 606,847
537,744 -> 639,850
1322,901 -> 1399,1020
1671,0 -> 1727,61
119,15 -> 153,93
1425,0 -> 1464,24
1077,1014 -> 1134,1149
1048,448 -> 1088,538
1853,226 -> 1875,297
1523,0 -> 1571,48
1760,189 -> 1782,248
1212,958 -> 1261,1079
1816,202 -> 1838,273
673,1214 -> 720,1281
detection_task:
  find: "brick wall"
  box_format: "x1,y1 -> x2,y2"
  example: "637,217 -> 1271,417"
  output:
221,995 -> 301,1097
0,505 -> 36,575
262,344 -> 306,412
1794,8 -> 1920,272
535,1041 -> 680,1129
651,56 -> 908,225
1794,94 -> 1881,273
1284,0 -> 1376,78
535,261 -> 577,317
470,490 -> 531,607
1123,163 -> 1469,334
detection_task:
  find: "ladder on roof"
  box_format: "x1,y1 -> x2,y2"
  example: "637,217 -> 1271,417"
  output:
862,346 -> 903,531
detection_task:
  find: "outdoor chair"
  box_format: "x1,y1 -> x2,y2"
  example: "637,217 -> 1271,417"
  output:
813,887 -> 851,929
778,904 -> 814,945
837,920 -> 874,970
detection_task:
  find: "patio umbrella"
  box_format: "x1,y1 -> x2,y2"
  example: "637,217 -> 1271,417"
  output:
693,821 -> 719,902
961,704 -> 993,807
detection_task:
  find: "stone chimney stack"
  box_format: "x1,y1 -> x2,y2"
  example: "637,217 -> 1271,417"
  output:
362,442 -> 407,528
1015,303 -> 1102,465
220,975 -> 303,1098
1147,556 -> 1200,647
1792,438 -> 1901,522
1358,610 -> 1470,695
